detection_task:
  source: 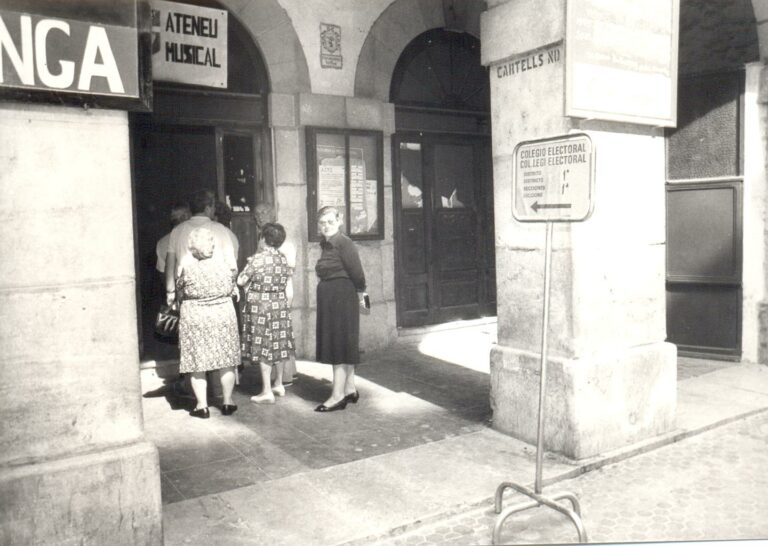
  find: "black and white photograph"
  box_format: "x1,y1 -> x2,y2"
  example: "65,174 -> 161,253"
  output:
1,0 -> 767,544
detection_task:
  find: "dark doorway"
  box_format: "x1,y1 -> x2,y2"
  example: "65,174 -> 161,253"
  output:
390,29 -> 495,327
131,6 -> 270,362
665,71 -> 744,359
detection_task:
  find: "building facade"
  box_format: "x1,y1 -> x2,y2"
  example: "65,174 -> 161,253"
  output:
0,0 -> 766,542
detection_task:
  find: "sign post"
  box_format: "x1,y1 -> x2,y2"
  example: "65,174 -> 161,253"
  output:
493,133 -> 595,544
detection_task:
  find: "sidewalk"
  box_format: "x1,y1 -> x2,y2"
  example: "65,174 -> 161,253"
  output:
139,321 -> 768,545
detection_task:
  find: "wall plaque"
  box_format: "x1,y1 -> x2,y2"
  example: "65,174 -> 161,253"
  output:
566,0 -> 679,127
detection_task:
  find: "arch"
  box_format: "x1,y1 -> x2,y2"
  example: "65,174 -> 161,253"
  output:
355,0 -> 486,102
390,29 -> 489,112
220,0 -> 311,95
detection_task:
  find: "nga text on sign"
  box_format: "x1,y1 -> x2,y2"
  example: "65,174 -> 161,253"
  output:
0,9 -> 138,97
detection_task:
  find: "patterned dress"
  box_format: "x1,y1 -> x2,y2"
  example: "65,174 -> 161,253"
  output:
240,246 -> 295,365
177,258 -> 240,374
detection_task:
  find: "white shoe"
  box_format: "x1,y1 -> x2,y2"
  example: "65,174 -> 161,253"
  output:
271,385 -> 286,397
250,393 -> 275,404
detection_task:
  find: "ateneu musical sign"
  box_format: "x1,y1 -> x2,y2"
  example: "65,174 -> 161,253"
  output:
512,134 -> 595,222
0,9 -> 139,97
151,0 -> 227,88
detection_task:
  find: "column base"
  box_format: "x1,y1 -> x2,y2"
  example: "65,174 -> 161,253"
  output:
0,441 -> 162,545
759,302 -> 768,365
490,342 -> 677,460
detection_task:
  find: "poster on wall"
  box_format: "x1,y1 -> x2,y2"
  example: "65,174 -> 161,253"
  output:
349,150 -> 378,235
565,0 -> 679,126
150,0 -> 227,88
317,144 -> 347,226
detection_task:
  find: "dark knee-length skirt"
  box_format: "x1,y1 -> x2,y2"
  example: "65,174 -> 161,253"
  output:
316,278 -> 359,364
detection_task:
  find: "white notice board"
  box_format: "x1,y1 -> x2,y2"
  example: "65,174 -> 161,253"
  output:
512,134 -> 595,223
565,0 -> 679,127
151,0 -> 228,88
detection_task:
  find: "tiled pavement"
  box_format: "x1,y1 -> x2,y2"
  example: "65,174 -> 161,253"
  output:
141,320 -> 496,505
140,321 -> 768,544
369,411 -> 768,545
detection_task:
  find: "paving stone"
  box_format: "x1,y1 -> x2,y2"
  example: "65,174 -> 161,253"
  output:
372,412 -> 768,545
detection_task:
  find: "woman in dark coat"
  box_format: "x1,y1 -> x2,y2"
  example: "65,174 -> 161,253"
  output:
314,206 -> 367,412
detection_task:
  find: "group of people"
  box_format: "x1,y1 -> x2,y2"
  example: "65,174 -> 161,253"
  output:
160,190 -> 368,418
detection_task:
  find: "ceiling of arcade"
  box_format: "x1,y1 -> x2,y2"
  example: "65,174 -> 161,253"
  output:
216,0 -> 764,97
678,0 -> 760,76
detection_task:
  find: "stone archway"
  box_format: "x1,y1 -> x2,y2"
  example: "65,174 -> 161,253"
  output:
219,0 -> 311,94
354,0 -> 485,101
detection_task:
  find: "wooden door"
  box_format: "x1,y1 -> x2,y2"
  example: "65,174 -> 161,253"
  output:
665,71 -> 744,359
394,134 -> 495,327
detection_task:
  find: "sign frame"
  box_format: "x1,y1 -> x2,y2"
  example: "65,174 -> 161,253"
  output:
0,1 -> 152,111
511,133 -> 596,223
565,0 -> 679,127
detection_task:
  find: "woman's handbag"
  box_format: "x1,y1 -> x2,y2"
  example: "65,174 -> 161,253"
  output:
154,303 -> 179,337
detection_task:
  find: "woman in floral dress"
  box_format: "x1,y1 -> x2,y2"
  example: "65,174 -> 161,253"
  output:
177,227 -> 240,418
238,222 -> 295,404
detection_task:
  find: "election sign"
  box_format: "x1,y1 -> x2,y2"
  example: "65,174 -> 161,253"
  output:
512,133 -> 595,222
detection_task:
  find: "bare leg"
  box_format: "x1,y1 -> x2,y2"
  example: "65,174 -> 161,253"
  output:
323,364 -> 348,406
284,355 -> 297,382
272,360 -> 285,396
251,362 -> 276,403
190,372 -> 208,410
220,367 -> 235,406
343,364 -> 357,396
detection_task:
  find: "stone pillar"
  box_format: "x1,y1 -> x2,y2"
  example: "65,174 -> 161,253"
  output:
744,62 -> 768,364
481,0 -> 677,459
0,104 -> 162,543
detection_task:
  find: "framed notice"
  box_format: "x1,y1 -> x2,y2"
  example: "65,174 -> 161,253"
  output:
307,127 -> 384,241
512,133 -> 595,223
565,0 -> 679,127
150,0 -> 227,88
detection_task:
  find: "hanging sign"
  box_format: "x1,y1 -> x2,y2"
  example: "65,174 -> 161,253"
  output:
150,0 -> 227,88
565,0 -> 679,126
512,133 -> 595,222
0,8 -> 139,99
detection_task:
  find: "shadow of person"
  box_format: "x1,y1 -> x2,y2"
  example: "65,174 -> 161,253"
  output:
142,378 -> 195,411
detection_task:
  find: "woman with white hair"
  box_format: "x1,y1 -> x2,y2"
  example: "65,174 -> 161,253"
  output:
176,227 -> 240,418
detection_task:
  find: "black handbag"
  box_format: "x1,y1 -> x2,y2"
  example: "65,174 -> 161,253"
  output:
154,304 -> 179,337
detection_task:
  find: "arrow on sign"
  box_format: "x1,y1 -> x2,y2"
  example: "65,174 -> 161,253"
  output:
531,201 -> 572,213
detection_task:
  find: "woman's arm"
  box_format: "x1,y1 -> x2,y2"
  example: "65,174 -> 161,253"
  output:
337,237 -> 366,291
236,256 -> 257,287
285,276 -> 294,306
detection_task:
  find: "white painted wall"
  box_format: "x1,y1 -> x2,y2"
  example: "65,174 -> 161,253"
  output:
278,0 -> 394,96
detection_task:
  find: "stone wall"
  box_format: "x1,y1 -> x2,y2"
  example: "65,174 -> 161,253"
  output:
0,104 -> 162,543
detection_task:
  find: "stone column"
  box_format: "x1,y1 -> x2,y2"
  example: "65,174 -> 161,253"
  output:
0,104 -> 162,543
744,62 -> 768,364
481,0 -> 677,459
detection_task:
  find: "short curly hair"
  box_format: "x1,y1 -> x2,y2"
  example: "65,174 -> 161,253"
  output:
188,227 -> 215,260
261,222 -> 286,248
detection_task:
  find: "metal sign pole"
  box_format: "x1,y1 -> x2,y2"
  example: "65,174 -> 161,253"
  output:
535,220 -> 554,494
494,134 -> 593,543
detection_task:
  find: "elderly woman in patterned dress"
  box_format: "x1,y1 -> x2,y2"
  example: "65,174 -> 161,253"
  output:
177,227 -> 240,418
237,222 -> 296,404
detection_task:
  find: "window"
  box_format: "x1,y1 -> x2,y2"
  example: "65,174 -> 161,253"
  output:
306,127 -> 384,241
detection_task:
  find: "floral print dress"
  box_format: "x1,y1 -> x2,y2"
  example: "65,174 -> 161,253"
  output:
177,258 -> 240,374
240,246 -> 295,364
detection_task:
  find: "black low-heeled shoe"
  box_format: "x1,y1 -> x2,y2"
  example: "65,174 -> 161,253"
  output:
314,399 -> 348,412
190,407 -> 210,419
221,404 -> 238,416
344,391 -> 360,404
